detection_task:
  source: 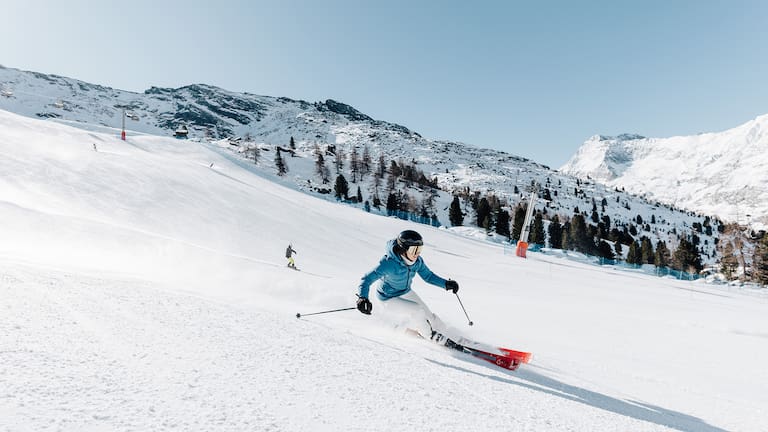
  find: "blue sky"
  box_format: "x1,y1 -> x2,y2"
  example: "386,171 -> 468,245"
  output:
2,0 -> 767,167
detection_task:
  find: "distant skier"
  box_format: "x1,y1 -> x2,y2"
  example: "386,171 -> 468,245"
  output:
356,230 -> 459,338
286,244 -> 297,269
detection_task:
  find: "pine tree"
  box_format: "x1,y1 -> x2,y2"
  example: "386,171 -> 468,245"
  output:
654,240 -> 671,268
334,174 -> 349,200
350,147 -> 360,183
361,145 -> 372,178
530,213 -> 545,245
386,161 -> 398,192
476,198 -> 491,228
334,147 -> 345,174
561,227 -> 570,250
603,214 -> 612,229
720,241 -> 738,279
390,160 -> 402,178
569,214 -> 591,254
752,234 -> 768,285
247,143 -> 260,164
640,237 -> 655,265
449,195 -> 464,227
672,236 -> 703,273
314,144 -> 327,181
626,241 -> 642,265
289,136 -> 296,151
386,192 -> 398,215
548,215 -> 563,249
597,240 -> 615,261
275,148 -> 287,176
376,153 -> 386,179
495,207 -> 510,238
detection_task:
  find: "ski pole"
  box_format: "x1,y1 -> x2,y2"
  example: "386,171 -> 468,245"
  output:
296,307 -> 356,319
454,292 -> 474,326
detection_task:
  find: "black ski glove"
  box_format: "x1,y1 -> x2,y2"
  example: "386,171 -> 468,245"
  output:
356,295 -> 372,315
445,279 -> 459,294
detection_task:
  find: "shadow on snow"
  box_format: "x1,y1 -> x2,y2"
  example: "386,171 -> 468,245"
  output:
425,358 -> 727,432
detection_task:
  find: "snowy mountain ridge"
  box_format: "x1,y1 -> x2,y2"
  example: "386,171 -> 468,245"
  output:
560,115 -> 768,228
0,64 -> 432,157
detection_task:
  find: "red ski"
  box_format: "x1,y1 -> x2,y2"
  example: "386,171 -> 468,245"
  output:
464,346 -> 532,370
445,339 -> 532,371
411,321 -> 533,371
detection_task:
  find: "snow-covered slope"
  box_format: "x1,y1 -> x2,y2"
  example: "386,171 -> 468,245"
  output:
560,116 -> 768,228
1,109 -> 766,431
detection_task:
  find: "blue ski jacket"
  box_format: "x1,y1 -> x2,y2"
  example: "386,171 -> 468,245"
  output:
358,239 -> 448,300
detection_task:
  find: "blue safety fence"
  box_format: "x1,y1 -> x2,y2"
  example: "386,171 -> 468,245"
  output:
503,244 -> 703,281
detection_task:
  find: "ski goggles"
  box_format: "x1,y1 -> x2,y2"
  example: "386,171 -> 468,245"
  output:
406,245 -> 423,258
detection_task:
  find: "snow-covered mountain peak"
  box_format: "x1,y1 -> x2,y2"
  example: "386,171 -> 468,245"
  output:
561,114 -> 768,227
569,133 -> 657,180
590,133 -> 647,142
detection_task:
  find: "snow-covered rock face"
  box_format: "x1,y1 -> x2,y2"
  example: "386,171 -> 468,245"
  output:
561,116 -> 768,228
561,135 -> 654,181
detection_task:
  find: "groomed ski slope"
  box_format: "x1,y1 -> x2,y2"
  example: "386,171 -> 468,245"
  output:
1,109 -> 766,431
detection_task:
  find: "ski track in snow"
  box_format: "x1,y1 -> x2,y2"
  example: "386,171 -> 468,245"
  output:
1,262 -> 726,432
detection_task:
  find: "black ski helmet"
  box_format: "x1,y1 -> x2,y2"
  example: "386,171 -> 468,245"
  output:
396,230 -> 423,249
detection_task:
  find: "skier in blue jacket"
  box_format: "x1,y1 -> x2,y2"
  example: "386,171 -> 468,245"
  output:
356,230 -> 459,337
